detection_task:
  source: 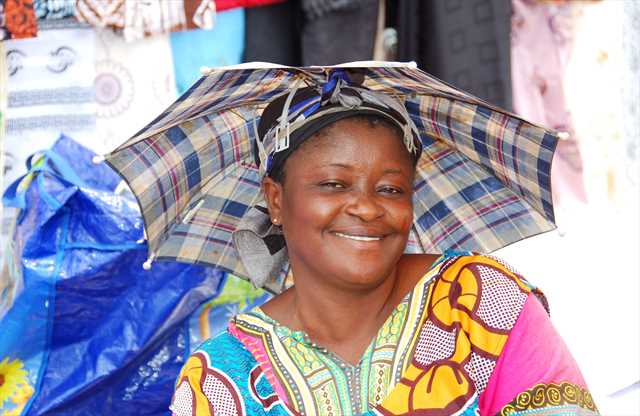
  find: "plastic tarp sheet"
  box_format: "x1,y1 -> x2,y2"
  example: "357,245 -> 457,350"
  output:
0,135 -> 224,415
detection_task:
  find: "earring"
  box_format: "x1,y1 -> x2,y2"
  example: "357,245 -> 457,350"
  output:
272,218 -> 279,225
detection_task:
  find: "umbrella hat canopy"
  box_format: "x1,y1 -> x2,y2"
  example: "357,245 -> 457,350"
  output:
105,62 -> 557,294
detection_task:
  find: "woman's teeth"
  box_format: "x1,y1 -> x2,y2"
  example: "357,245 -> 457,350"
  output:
334,232 -> 382,242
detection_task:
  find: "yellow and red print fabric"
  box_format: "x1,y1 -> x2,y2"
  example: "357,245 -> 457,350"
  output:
376,255 -> 532,415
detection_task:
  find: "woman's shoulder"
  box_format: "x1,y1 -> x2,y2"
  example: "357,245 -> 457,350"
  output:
405,250 -> 539,293
407,251 -> 548,322
441,251 -> 541,296
424,251 -> 548,329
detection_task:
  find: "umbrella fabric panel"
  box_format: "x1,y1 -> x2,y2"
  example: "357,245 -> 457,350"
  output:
408,94 -> 556,222
122,68 -> 294,148
108,107 -> 257,257
412,137 -> 553,253
156,163 -> 264,286
364,66 -> 474,99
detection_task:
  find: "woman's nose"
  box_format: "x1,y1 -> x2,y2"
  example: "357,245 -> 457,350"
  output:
344,190 -> 385,222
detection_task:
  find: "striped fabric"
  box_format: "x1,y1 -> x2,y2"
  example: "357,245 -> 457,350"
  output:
105,63 -> 558,293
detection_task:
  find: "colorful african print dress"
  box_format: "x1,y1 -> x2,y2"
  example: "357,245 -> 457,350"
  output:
170,253 -> 599,415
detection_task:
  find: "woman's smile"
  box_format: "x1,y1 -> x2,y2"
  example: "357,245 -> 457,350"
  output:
332,231 -> 383,242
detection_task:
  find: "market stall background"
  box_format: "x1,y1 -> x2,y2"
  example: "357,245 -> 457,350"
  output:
0,0 -> 638,415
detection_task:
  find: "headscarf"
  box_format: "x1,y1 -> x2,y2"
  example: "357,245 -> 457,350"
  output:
254,69 -> 422,180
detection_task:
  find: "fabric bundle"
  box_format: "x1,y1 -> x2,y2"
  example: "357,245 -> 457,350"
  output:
33,0 -> 74,20
0,0 -> 38,40
75,0 -> 217,42
511,0 -> 588,209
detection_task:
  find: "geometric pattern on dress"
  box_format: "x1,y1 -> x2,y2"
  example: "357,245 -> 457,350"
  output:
499,381 -> 599,416
248,365 -> 282,411
475,264 -> 528,330
202,371 -> 245,416
413,320 -> 457,367
171,381 -> 194,416
463,352 -> 496,393
485,254 -> 524,278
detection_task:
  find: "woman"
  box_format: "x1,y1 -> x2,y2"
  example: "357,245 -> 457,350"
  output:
170,75 -> 597,416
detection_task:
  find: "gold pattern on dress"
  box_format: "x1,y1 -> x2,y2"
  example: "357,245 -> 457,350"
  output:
499,382 -> 598,415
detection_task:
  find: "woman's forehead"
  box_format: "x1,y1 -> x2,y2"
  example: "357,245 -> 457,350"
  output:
288,118 -> 414,169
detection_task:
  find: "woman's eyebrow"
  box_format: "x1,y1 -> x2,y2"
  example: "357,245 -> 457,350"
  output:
320,164 -> 407,175
382,168 -> 405,175
323,163 -> 352,169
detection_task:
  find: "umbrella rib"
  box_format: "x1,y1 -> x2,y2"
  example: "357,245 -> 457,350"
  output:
155,159 -> 248,255
116,128 -> 255,244
195,176 -> 265,276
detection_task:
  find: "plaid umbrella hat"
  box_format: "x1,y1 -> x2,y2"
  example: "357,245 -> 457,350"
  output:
102,62 -> 558,294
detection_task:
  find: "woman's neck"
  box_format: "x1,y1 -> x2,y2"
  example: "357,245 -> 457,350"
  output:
295,272 -> 398,340
278,266 -> 402,365
260,253 -> 439,365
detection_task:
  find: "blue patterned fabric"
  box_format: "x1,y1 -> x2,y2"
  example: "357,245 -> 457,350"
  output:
171,332 -> 290,416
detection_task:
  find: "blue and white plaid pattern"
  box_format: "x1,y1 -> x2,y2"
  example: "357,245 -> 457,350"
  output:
105,64 -> 558,293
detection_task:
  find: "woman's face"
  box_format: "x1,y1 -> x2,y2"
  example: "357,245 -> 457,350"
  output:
263,118 -> 416,291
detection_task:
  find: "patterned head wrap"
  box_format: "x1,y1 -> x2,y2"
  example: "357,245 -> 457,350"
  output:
233,70 -> 422,289
253,70 -> 423,181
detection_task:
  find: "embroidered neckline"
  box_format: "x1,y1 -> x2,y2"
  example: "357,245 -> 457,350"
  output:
238,252 -> 452,360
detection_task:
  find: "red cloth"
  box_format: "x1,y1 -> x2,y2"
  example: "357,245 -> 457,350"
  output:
3,0 -> 37,39
215,0 -> 286,12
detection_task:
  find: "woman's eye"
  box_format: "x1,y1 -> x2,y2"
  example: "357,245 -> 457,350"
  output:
320,181 -> 345,189
378,186 -> 403,194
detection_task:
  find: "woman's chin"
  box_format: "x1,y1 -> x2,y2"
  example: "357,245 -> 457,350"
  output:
322,264 -> 398,292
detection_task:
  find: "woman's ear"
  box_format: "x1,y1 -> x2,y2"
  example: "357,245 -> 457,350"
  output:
262,177 -> 283,225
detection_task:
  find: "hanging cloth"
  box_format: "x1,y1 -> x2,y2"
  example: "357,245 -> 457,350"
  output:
300,0 -> 379,65
395,0 -> 512,111
511,0 -> 587,207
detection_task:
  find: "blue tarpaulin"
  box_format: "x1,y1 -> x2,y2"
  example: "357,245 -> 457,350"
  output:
0,135 -> 225,415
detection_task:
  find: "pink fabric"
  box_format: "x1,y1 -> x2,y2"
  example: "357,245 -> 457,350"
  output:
479,294 -> 588,415
511,0 -> 588,205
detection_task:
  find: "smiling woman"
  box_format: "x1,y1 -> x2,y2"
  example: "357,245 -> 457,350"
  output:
162,68 -> 599,416
260,117 -> 419,365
